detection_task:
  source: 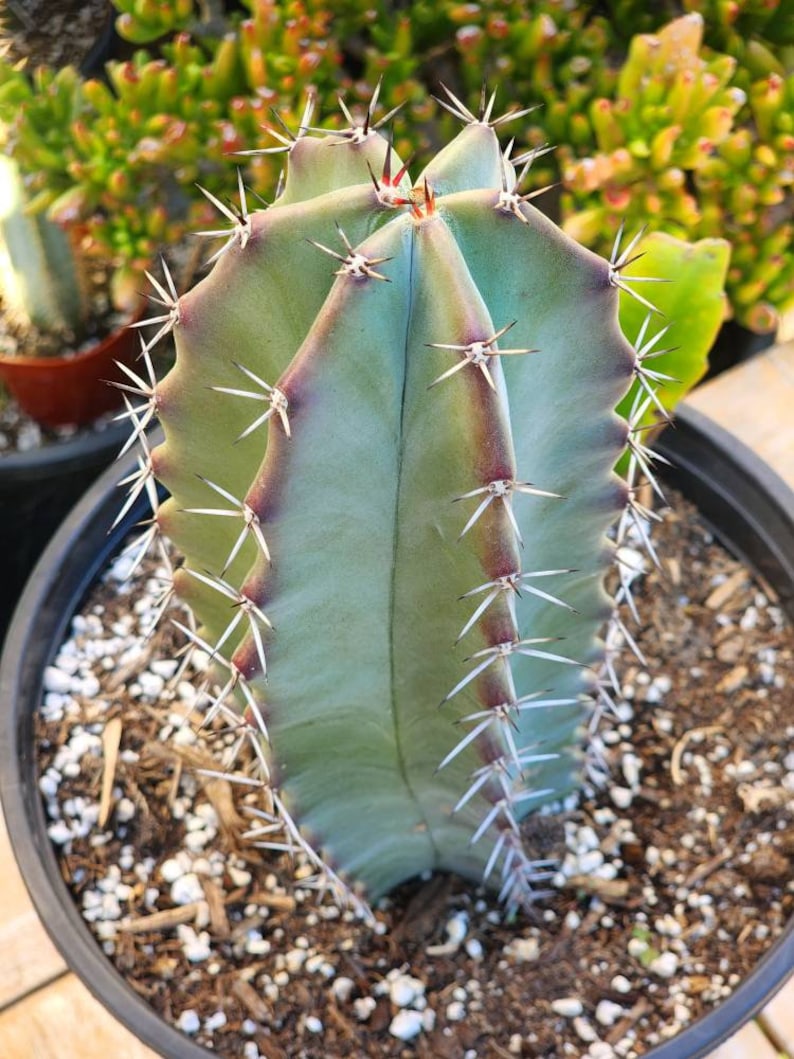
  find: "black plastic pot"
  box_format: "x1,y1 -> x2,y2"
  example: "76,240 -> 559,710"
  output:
0,405 -> 792,1059
0,419 -> 130,647
702,320 -> 776,383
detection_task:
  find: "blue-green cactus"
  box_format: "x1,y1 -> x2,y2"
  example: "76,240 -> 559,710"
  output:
120,90 -> 721,915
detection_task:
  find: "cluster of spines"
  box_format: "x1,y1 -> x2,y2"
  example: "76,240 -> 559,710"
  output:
110,87 -> 669,917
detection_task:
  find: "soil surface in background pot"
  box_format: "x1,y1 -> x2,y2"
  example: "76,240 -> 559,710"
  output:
1,0 -> 113,70
34,492 -> 793,1059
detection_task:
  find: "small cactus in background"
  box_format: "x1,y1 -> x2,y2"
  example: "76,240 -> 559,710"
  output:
120,90 -> 727,914
0,154 -> 88,338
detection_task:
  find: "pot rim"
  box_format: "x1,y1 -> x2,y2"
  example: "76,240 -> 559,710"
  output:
0,416 -> 130,478
0,305 -> 145,371
1,408 -> 792,1059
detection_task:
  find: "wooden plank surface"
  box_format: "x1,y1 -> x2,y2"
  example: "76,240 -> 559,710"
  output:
0,344 -> 792,1056
709,1018 -> 783,1059
687,339 -> 794,488
760,974 -> 794,1054
0,973 -> 157,1059
0,807 -> 66,1010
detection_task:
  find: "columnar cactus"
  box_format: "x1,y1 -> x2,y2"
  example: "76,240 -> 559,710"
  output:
121,91 -> 702,914
0,155 -> 88,336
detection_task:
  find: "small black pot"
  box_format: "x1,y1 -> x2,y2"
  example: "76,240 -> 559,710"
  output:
702,320 -> 776,383
0,419 -> 129,647
0,406 -> 792,1059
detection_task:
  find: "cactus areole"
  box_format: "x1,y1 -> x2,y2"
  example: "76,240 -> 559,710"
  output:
127,90 -> 661,917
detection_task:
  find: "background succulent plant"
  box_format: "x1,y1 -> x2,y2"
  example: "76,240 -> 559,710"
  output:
3,3 -> 784,337
119,90 -> 727,915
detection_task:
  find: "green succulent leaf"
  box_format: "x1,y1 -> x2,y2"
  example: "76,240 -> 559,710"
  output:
617,231 -> 731,451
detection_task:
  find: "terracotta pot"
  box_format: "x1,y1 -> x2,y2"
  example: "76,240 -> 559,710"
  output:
0,312 -> 142,429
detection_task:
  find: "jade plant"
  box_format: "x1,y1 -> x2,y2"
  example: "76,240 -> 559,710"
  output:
119,90 -> 727,916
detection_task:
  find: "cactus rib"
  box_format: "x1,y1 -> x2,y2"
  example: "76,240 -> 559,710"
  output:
109,93 -> 711,914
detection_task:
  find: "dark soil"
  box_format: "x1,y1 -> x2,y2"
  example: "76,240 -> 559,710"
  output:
1,0 -> 114,72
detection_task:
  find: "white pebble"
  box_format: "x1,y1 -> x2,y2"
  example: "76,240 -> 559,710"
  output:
353,997 -> 377,1021
285,948 -> 307,974
578,849 -> 605,874
172,724 -> 198,746
446,1001 -> 466,1021
577,826 -> 600,852
389,1009 -> 424,1041
595,1000 -> 625,1026
627,938 -> 648,959
38,772 -> 60,798
621,753 -> 642,790
649,952 -> 679,978
574,1016 -> 598,1042
244,935 -> 270,957
446,911 -> 468,944
389,973 -> 424,1008
504,936 -> 539,962
304,1015 -> 323,1034
160,857 -> 186,883
184,830 -> 211,854
43,666 -> 73,694
465,938 -> 483,959
332,976 -> 355,1002
177,1009 -> 201,1034
228,865 -> 252,888
177,925 -> 212,962
610,787 -> 633,809
204,1011 -> 227,1031
171,873 -> 205,906
47,821 -> 73,845
115,798 -> 136,822
551,997 -> 583,1018
611,975 -> 632,994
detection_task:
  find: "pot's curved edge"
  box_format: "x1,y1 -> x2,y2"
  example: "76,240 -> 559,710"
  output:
0,417 -> 793,1059
657,403 -> 794,621
0,433 -> 211,1059
0,417 -> 130,482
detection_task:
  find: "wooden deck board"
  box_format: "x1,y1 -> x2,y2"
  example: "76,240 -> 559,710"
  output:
708,1018 -> 783,1059
0,343 -> 792,1056
687,340 -> 794,485
760,975 -> 794,1054
0,809 -> 66,1011
0,973 -> 157,1059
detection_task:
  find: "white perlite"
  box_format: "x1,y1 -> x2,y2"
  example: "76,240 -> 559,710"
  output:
171,872 -> 205,906
177,1009 -> 200,1034
595,999 -> 626,1026
649,952 -> 679,978
388,973 -> 424,1008
389,1009 -> 424,1041
352,997 -> 377,1022
551,997 -> 584,1018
